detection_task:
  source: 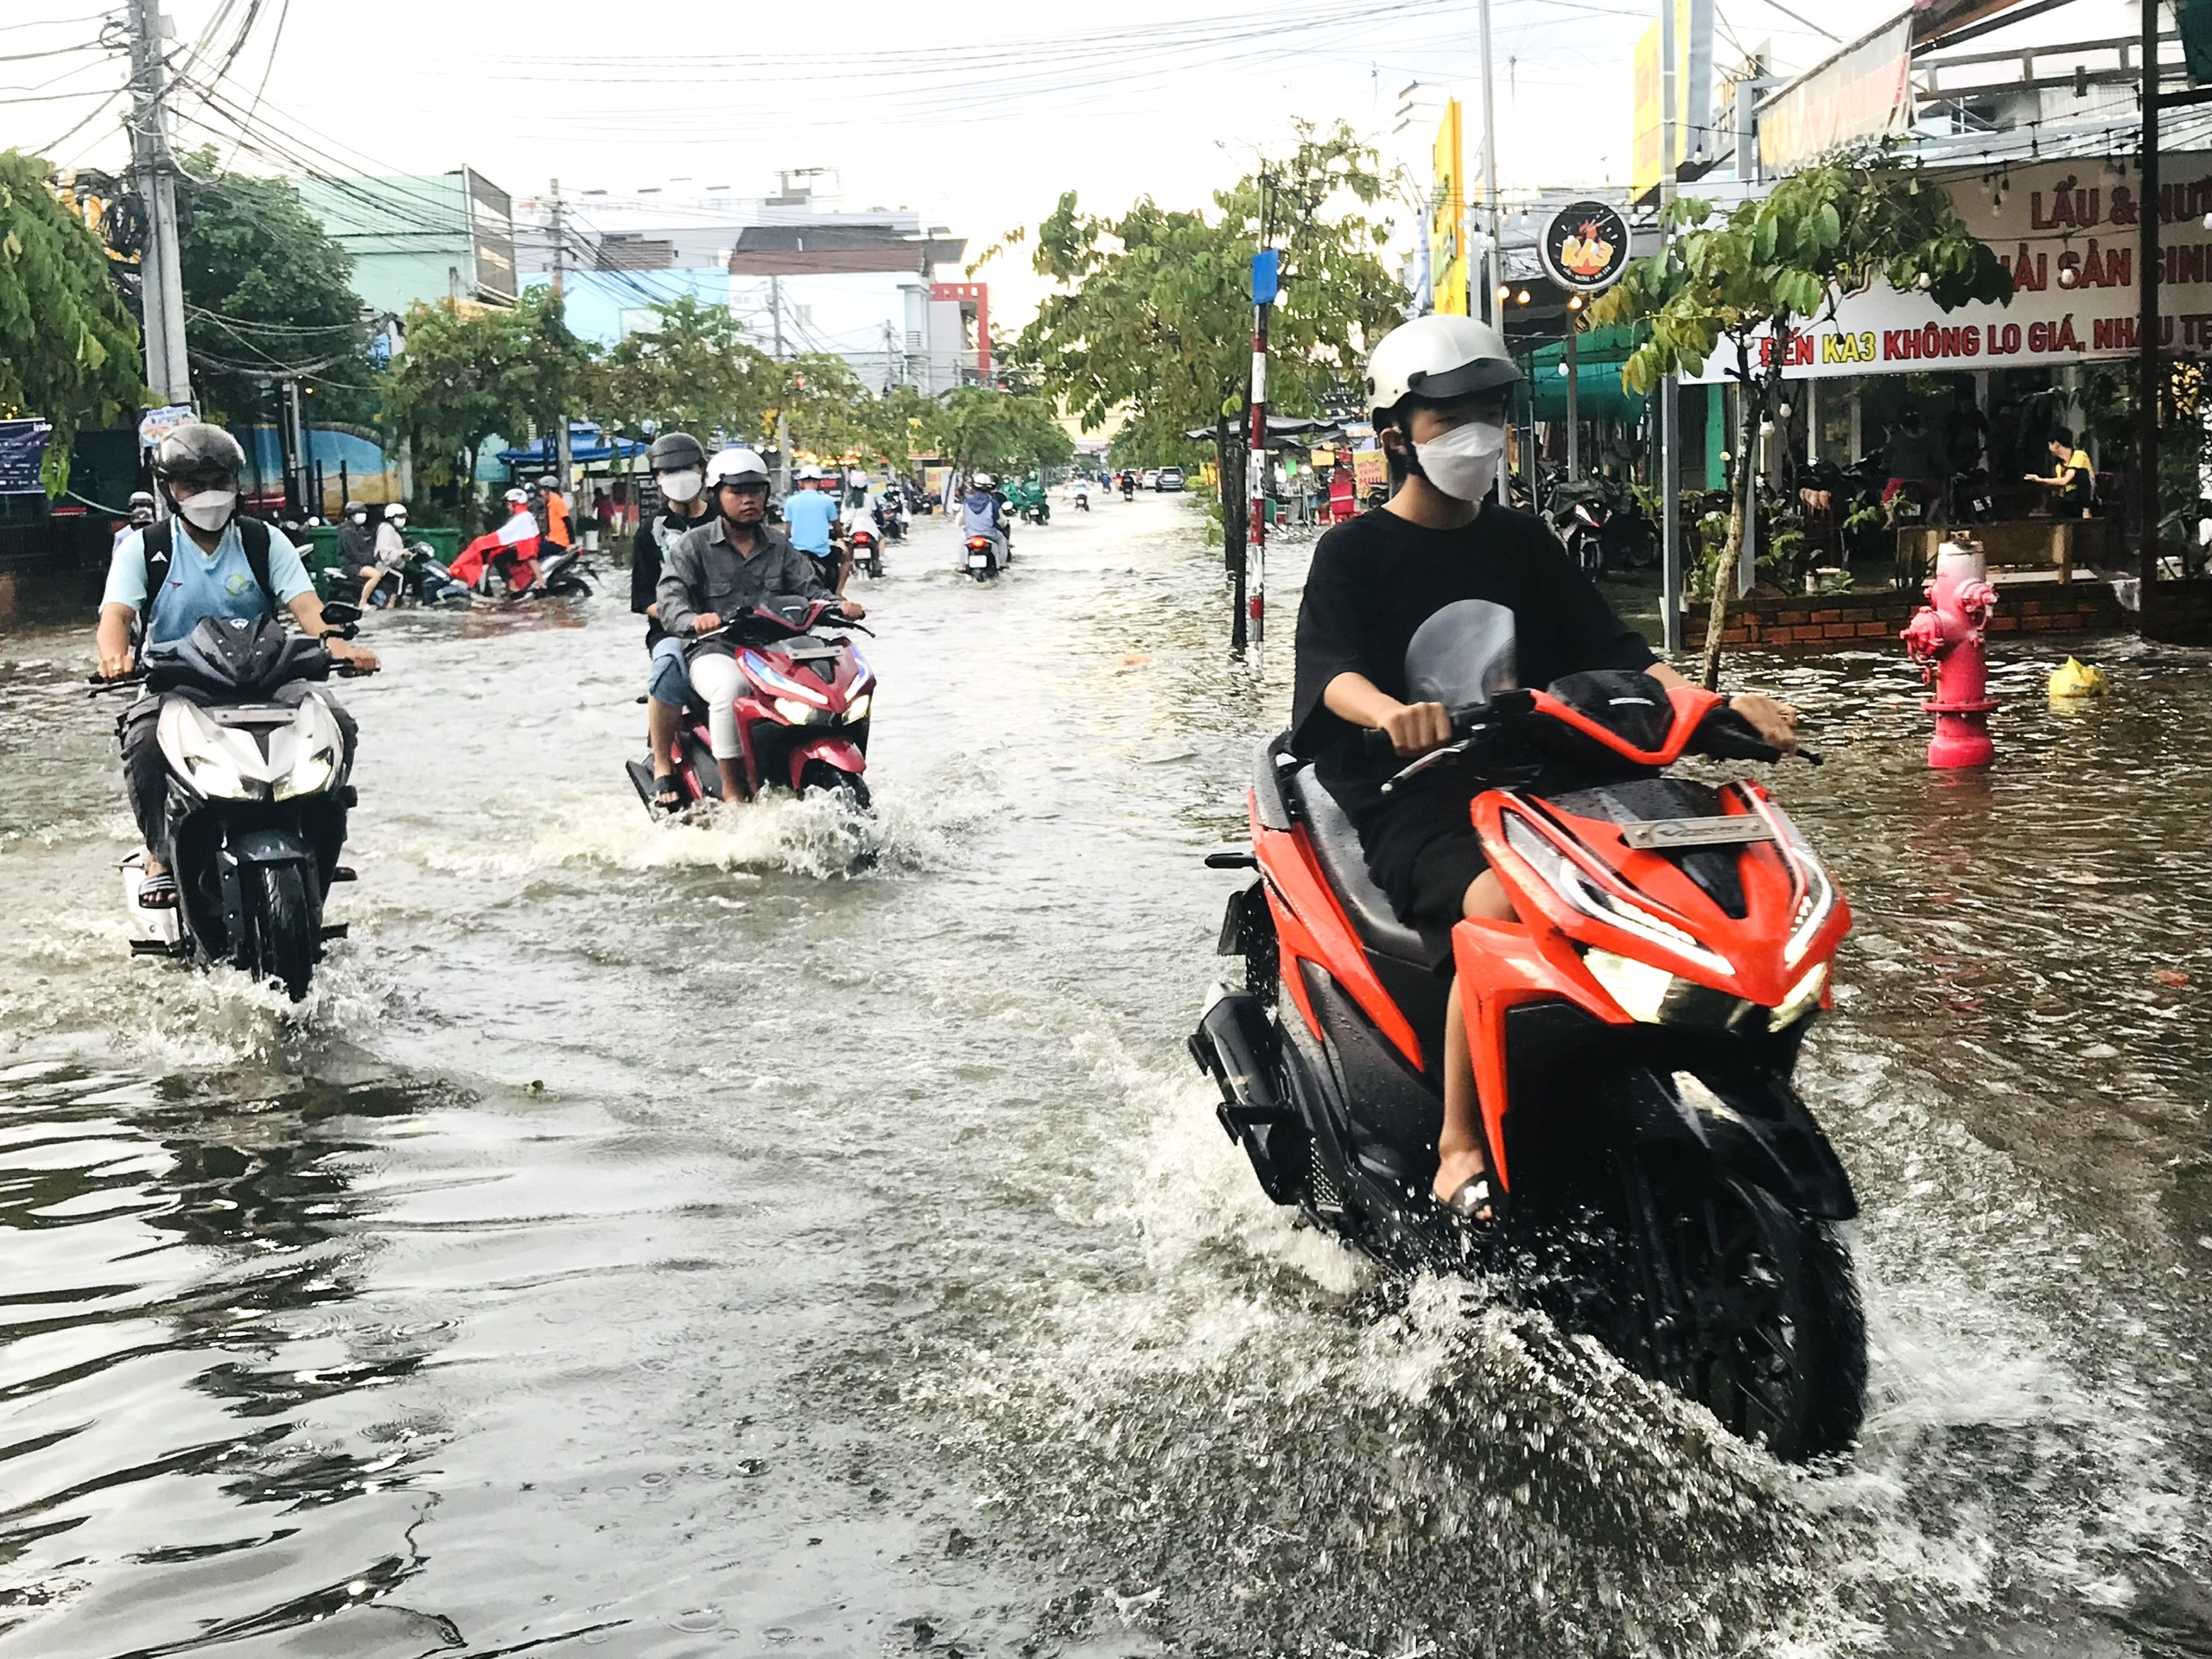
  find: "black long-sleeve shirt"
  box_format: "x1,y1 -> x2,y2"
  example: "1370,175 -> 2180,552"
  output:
632,502 -> 713,645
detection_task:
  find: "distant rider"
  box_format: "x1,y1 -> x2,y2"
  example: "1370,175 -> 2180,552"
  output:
536,473 -> 573,556
961,473 -> 1007,569
781,466 -> 843,591
114,491 -> 156,553
336,499 -> 378,594
634,431 -> 714,810
363,502 -> 412,607
655,448 -> 867,805
93,423 -> 378,909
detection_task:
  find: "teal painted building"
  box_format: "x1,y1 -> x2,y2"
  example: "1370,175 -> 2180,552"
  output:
294,168 -> 518,318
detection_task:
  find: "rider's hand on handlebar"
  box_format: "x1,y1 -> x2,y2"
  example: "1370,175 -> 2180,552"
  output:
98,643 -> 137,680
1728,692 -> 1798,753
839,599 -> 866,620
692,612 -> 721,634
1379,700 -> 1453,757
327,636 -> 380,673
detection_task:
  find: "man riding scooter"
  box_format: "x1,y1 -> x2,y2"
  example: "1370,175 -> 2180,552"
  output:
92,423 -> 379,910
652,447 -> 866,806
634,431 -> 715,811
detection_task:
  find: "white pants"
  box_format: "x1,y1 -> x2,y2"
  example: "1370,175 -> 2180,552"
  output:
689,653 -> 746,759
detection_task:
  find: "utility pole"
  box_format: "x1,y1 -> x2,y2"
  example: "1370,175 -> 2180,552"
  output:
1245,238 -> 1280,655
126,0 -> 191,408
770,276 -> 790,495
2138,0 -> 2162,593
549,178 -> 573,495
1477,0 -> 1503,323
1565,315 -> 1580,481
1657,0 -> 1684,652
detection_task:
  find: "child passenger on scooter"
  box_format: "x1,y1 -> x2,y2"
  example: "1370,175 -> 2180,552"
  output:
1289,315 -> 1799,1224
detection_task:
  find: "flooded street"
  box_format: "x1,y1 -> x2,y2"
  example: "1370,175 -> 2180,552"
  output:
2,493 -> 2209,1657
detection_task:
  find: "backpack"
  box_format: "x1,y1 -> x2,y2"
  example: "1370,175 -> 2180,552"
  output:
137,516 -> 278,639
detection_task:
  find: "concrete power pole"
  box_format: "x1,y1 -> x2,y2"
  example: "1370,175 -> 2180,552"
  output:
770,276 -> 791,495
1477,0 -> 1503,324
126,0 -> 191,407
548,179 -> 573,493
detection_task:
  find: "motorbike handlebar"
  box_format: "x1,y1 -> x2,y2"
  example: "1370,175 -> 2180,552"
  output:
1357,692 -> 1818,771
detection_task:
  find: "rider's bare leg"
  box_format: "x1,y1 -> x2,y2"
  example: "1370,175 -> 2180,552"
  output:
715,757 -> 747,802
1433,870 -> 1517,1211
648,699 -> 679,775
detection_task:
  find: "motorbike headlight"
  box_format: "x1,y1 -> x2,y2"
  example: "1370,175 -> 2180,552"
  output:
1584,949 -> 1675,1022
1768,962 -> 1829,1032
1502,813 -> 1734,980
273,696 -> 343,801
156,701 -> 258,800
773,696 -> 821,727
845,693 -> 871,723
274,749 -> 335,802
1760,800 -> 1839,965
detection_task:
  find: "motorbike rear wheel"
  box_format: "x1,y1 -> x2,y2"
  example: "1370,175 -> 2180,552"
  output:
1614,1159 -> 1865,1462
250,862 -> 316,1002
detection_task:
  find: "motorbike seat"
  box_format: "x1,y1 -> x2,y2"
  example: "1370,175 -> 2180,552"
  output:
1287,765 -> 1452,973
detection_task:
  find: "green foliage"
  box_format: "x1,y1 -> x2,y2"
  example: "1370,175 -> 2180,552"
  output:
0,149 -> 145,494
1592,144 -> 2012,395
173,149 -> 371,425
1007,120 -> 1402,448
922,385 -> 1074,477
586,292 -> 776,443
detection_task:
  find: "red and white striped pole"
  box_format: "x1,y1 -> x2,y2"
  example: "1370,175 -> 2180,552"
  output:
1249,245 -> 1279,648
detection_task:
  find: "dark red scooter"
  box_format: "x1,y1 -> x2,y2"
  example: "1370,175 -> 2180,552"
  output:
626,596 -> 874,813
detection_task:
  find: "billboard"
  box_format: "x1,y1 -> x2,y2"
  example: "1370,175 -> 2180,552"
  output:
1755,16 -> 1914,177
1429,100 -> 1467,315
1630,0 -> 1691,199
1681,155 -> 2212,382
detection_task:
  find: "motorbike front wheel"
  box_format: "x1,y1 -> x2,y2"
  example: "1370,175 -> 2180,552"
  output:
798,760 -> 870,812
1611,1159 -> 1865,1462
250,862 -> 317,1001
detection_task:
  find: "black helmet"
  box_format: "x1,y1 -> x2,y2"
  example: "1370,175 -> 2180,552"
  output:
152,422 -> 245,486
647,432 -> 706,473
343,499 -> 365,518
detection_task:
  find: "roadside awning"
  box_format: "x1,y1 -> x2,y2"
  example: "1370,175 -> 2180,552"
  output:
497,421 -> 647,468
1528,324 -> 1648,422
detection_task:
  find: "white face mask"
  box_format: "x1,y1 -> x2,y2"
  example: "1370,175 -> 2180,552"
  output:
178,490 -> 238,531
1412,419 -> 1509,504
659,468 -> 703,504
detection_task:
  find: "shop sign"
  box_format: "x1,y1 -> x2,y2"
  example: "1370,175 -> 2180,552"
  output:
1681,154 -> 2212,383
1539,200 -> 1630,293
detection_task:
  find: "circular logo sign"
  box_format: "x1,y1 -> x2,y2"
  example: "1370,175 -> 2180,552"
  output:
1538,200 -> 1630,294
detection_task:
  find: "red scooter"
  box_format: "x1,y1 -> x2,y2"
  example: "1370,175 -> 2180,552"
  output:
850,525 -> 884,580
1191,600 -> 1865,1461
625,596 -> 874,813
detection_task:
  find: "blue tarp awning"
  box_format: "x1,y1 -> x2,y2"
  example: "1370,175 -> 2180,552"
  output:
497,422 -> 647,468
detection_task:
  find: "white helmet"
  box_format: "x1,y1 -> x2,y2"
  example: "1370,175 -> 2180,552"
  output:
706,446 -> 771,490
1365,314 -> 1522,425
972,473 -> 995,490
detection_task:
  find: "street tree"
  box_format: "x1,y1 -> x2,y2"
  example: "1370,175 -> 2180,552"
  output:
775,352 -> 877,467
173,149 -> 371,426
924,385 -> 1074,479
1006,120 -> 1402,584
0,149 -> 144,494
1591,144 -> 2012,683
378,297 -> 537,528
515,285 -> 598,469
586,292 -> 775,445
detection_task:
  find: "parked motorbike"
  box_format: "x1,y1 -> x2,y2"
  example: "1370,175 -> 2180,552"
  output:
1191,600 -> 1864,1462
1545,483 -> 1613,578
624,596 -> 874,814
528,544 -> 596,598
95,612 -> 367,1002
362,542 -> 471,607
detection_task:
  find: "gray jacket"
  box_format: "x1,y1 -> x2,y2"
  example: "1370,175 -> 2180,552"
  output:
657,517 -> 829,651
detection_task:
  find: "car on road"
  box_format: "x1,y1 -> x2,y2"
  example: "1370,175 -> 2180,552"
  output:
1154,467 -> 1185,492
1141,469 -> 1160,490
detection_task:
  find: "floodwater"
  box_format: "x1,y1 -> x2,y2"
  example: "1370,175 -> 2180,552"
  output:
0,495 -> 2208,1658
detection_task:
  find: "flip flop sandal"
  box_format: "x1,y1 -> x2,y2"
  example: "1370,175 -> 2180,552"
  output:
137,873 -> 179,910
1440,1174 -> 1496,1225
652,772 -> 683,811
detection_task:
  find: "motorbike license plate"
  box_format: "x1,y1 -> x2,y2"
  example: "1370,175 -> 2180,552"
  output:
969,553 -> 990,567
1620,816 -> 1776,850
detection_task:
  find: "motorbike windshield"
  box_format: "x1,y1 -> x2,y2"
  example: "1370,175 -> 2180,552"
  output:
1403,599 -> 1519,709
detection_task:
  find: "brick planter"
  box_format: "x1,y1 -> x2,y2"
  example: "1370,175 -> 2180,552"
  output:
1683,582 -> 2126,652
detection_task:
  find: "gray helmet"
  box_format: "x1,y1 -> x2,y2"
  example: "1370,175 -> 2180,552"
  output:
537,473 -> 559,489
646,432 -> 706,474
152,422 -> 245,486
344,499 -> 366,518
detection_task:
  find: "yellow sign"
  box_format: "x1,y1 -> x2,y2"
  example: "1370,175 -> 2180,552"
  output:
1630,0 -> 1692,199
1429,99 -> 1468,315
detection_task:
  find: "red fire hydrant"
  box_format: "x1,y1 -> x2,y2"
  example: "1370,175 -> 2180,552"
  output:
1901,537 -> 1999,769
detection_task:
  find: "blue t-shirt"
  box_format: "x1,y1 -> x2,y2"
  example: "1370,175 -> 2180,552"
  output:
781,490 -> 838,555
102,519 -> 316,645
